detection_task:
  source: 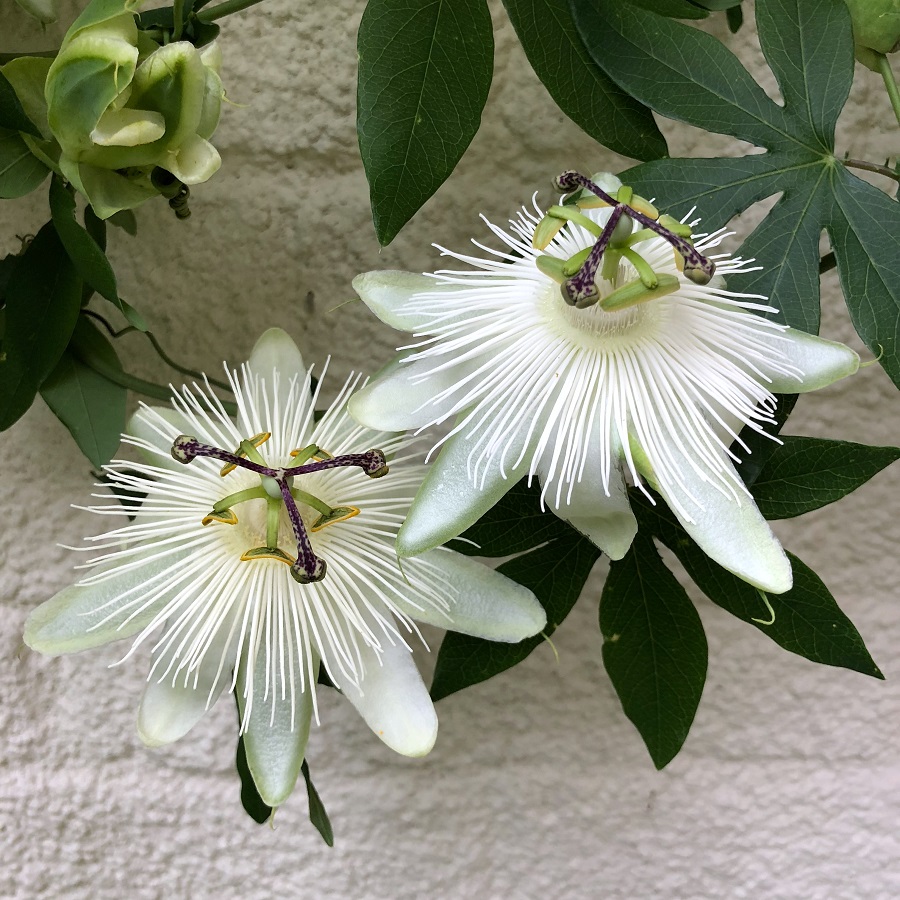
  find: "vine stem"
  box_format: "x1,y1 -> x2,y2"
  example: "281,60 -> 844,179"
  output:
843,158 -> 900,184
195,0 -> 270,22
876,54 -> 900,130
78,350 -> 239,416
173,0 -> 185,40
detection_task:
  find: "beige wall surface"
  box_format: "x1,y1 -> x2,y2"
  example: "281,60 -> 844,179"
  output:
1,1 -> 899,897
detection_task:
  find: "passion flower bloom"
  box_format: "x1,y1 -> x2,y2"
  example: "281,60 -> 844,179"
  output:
24,329 -> 545,809
348,171 -> 860,594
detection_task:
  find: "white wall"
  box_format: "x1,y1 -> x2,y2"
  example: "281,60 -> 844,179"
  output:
2,2 -> 899,897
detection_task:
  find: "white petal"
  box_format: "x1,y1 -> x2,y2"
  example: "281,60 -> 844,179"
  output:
753,326 -> 859,392
236,644 -> 315,808
536,428 -> 637,561
347,354 -> 466,432
397,425 -> 534,557
163,134 -> 221,185
91,107 -> 166,147
394,550 -> 546,641
352,270 -> 450,332
334,604 -> 437,756
137,607 -> 240,747
24,547 -> 192,656
633,440 -> 792,594
247,327 -> 308,409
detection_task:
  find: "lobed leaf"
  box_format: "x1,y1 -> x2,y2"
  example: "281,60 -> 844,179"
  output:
0,128 -> 49,199
633,494 -> 883,678
600,532 -> 708,769
500,0 -> 666,160
357,0 -> 494,245
751,436 -> 900,519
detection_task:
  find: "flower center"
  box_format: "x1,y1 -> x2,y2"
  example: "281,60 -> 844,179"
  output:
170,432 -> 389,584
533,170 -> 716,310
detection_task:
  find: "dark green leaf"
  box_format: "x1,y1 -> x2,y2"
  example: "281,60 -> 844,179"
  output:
726,3 -> 743,30
40,317 -> 127,468
236,733 -> 272,825
733,393 -> 797,487
0,223 -> 82,430
633,494 -> 883,678
727,174 -> 830,332
0,252 -> 17,301
751,436 -> 900,519
600,532 -> 707,769
0,128 -> 49,199
571,0 -> 796,149
446,477 -> 574,557
83,205 -> 107,253
50,177 -> 119,303
301,760 -> 334,847
501,0 -> 666,160
107,208 -> 138,236
693,0 -> 741,8
431,536 -> 600,700
51,177 -> 149,331
754,0 -> 853,150
0,69 -> 41,137
632,0 -> 707,16
828,166 -> 900,388
357,0 -> 494,245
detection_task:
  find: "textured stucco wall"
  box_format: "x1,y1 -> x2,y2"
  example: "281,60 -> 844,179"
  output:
2,1 -> 899,898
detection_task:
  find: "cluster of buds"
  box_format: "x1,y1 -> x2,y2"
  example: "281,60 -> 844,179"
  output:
532,170 -> 715,311
6,0 -> 226,219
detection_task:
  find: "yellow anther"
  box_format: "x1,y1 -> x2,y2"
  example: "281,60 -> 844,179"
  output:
202,509 -> 239,526
311,505 -> 360,532
240,546 -> 294,565
615,185 -> 634,206
574,194 -> 611,209
673,249 -> 685,272
220,432 -> 271,476
629,195 -> 659,220
532,215 -> 566,250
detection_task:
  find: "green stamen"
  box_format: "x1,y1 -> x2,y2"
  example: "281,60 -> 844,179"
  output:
212,485 -> 269,513
546,205 -> 604,238
620,248 -> 659,289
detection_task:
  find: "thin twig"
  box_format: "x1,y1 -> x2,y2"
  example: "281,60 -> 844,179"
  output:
843,158 -> 900,184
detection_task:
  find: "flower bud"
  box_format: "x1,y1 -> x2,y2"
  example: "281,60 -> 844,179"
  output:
42,0 -> 225,218
13,0 -> 59,24
845,0 -> 900,70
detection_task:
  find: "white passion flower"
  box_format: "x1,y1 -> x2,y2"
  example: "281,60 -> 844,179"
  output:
348,171 -> 860,594
24,329 -> 545,809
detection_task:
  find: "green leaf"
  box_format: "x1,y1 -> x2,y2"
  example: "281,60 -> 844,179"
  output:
828,166 -> 900,387
751,436 -> 900,519
500,0 -> 666,160
632,494 -> 883,678
631,0 -> 707,17
236,733 -> 273,825
571,0 -> 900,385
733,393 -> 797,487
107,208 -> 138,236
446,477 -> 574,557
50,176 -> 149,331
430,535 -> 600,700
0,68 -> 41,137
40,317 -> 127,468
600,532 -> 707,769
0,223 -> 82,431
571,0 -> 797,148
50,177 -> 119,303
0,128 -> 49,199
357,0 -> 494,245
754,0 -> 853,150
301,760 -> 334,847
726,3 -> 743,30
